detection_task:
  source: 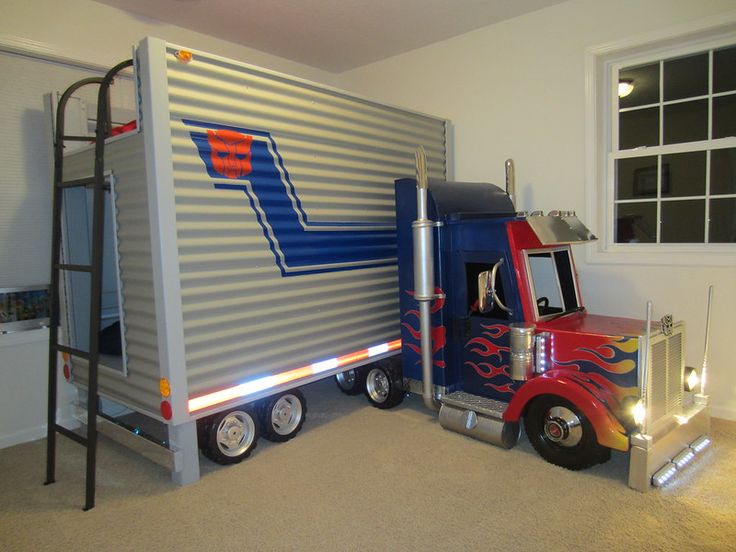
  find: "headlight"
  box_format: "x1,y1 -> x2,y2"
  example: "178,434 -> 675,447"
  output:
631,399 -> 646,427
684,367 -> 700,392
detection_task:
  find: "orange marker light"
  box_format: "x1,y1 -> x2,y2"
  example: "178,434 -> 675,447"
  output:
175,50 -> 193,63
159,378 -> 171,398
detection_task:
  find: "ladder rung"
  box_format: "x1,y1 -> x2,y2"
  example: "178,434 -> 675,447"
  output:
56,263 -> 93,273
55,344 -> 91,360
62,135 -> 96,142
58,177 -> 96,189
55,424 -> 88,446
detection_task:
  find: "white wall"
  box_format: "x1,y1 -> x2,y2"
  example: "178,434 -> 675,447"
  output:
338,0 -> 736,420
0,0 -> 337,448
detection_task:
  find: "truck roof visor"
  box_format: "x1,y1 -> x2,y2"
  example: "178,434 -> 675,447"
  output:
526,213 -> 598,245
395,178 -> 516,218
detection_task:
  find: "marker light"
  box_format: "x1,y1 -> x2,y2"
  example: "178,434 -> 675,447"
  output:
652,462 -> 677,487
632,399 -> 646,427
188,339 -> 402,413
175,50 -> 193,63
159,378 -> 171,398
684,367 -> 700,392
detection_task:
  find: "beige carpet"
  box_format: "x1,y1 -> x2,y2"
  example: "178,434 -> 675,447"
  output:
1,378 -> 734,551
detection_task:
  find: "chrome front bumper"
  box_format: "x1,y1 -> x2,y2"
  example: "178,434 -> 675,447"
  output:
628,395 -> 710,492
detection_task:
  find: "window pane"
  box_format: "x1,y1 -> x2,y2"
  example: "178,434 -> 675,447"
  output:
663,53 -> 708,101
616,156 -> 658,200
663,99 -> 708,144
709,198 -> 736,243
615,202 -> 656,243
661,200 -> 705,243
619,63 -> 659,109
714,46 -> 736,94
711,148 -> 736,195
619,107 -> 658,150
661,151 -> 706,198
713,95 -> 736,139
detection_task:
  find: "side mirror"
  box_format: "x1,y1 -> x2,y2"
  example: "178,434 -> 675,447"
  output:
477,259 -> 512,315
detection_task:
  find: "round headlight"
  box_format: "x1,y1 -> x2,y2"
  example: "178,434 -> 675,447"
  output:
684,366 -> 700,392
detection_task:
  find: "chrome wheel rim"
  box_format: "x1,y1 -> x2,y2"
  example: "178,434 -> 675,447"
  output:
336,370 -> 356,390
543,406 -> 582,447
271,394 -> 303,436
216,411 -> 255,457
366,368 -> 389,403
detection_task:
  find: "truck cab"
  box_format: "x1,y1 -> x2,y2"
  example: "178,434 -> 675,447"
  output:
394,176 -> 711,490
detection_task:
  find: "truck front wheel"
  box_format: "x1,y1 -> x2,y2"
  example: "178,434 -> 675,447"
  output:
524,395 -> 610,471
199,406 -> 259,465
364,360 -> 404,409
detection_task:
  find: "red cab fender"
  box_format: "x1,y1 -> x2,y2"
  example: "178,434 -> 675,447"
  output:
503,373 -> 630,452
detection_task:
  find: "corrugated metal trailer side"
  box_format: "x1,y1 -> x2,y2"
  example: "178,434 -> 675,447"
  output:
137,37 -> 447,425
62,132 -> 163,419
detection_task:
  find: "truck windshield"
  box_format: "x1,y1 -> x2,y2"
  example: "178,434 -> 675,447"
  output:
526,248 -> 579,318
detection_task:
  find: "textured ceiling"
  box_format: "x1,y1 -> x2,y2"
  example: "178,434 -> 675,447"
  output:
94,0 -> 565,72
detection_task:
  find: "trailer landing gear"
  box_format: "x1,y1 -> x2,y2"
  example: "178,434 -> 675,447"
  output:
524,395 -> 610,471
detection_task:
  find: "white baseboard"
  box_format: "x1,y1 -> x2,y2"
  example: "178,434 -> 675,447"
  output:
712,406 -> 736,422
0,415 -> 80,450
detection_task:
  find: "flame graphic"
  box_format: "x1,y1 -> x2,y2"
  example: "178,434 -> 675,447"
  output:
463,323 -> 514,398
554,336 -> 638,390
465,361 -> 508,379
402,288 -> 446,368
486,382 -> 515,394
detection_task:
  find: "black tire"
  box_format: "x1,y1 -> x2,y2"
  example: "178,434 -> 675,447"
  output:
335,367 -> 366,395
199,405 -> 259,465
524,395 -> 610,471
364,359 -> 404,409
259,390 -> 307,443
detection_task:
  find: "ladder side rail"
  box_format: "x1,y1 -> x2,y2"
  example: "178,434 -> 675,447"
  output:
83,59 -> 134,511
45,77 -> 103,487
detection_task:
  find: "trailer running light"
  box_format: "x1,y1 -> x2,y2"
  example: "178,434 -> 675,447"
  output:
187,339 -> 402,412
652,462 -> 677,487
690,435 -> 711,453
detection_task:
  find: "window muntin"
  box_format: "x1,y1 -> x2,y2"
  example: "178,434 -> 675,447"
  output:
612,44 -> 736,245
525,249 -> 580,320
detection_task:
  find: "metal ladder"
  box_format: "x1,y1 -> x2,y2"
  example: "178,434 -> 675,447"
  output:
45,60 -> 133,511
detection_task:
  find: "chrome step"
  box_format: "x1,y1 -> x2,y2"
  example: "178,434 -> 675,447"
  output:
441,391 -> 508,420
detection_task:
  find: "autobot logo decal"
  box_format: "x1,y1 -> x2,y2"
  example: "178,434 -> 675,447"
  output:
185,119 -> 396,277
207,129 -> 253,179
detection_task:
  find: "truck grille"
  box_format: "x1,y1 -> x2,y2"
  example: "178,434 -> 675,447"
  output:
647,328 -> 684,425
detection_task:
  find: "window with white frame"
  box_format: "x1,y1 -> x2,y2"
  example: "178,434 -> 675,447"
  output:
612,43 -> 736,245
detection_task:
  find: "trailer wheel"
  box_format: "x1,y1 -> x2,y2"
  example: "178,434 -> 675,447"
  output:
524,395 -> 610,471
364,360 -> 404,409
200,406 -> 259,465
260,390 -> 307,442
335,367 -> 366,395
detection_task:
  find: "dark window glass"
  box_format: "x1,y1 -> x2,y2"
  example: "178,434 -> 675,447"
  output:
553,250 -> 578,311
709,198 -> 736,243
713,95 -> 736,139
661,152 -> 706,197
663,99 -> 708,144
619,63 -> 659,109
620,107 -> 658,150
661,200 -> 705,243
616,156 -> 658,200
663,53 -> 708,101
615,202 -> 657,243
714,46 -> 736,94
711,148 -> 736,195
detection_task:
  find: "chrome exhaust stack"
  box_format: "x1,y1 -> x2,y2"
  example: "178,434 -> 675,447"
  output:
413,147 -> 440,411
505,158 -> 516,208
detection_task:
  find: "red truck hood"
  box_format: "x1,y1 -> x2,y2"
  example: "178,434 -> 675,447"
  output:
536,311 -> 655,338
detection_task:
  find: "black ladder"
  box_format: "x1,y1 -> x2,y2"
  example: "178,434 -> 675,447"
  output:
45,60 -> 133,511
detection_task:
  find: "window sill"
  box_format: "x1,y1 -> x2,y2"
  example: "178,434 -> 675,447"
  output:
585,242 -> 736,267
